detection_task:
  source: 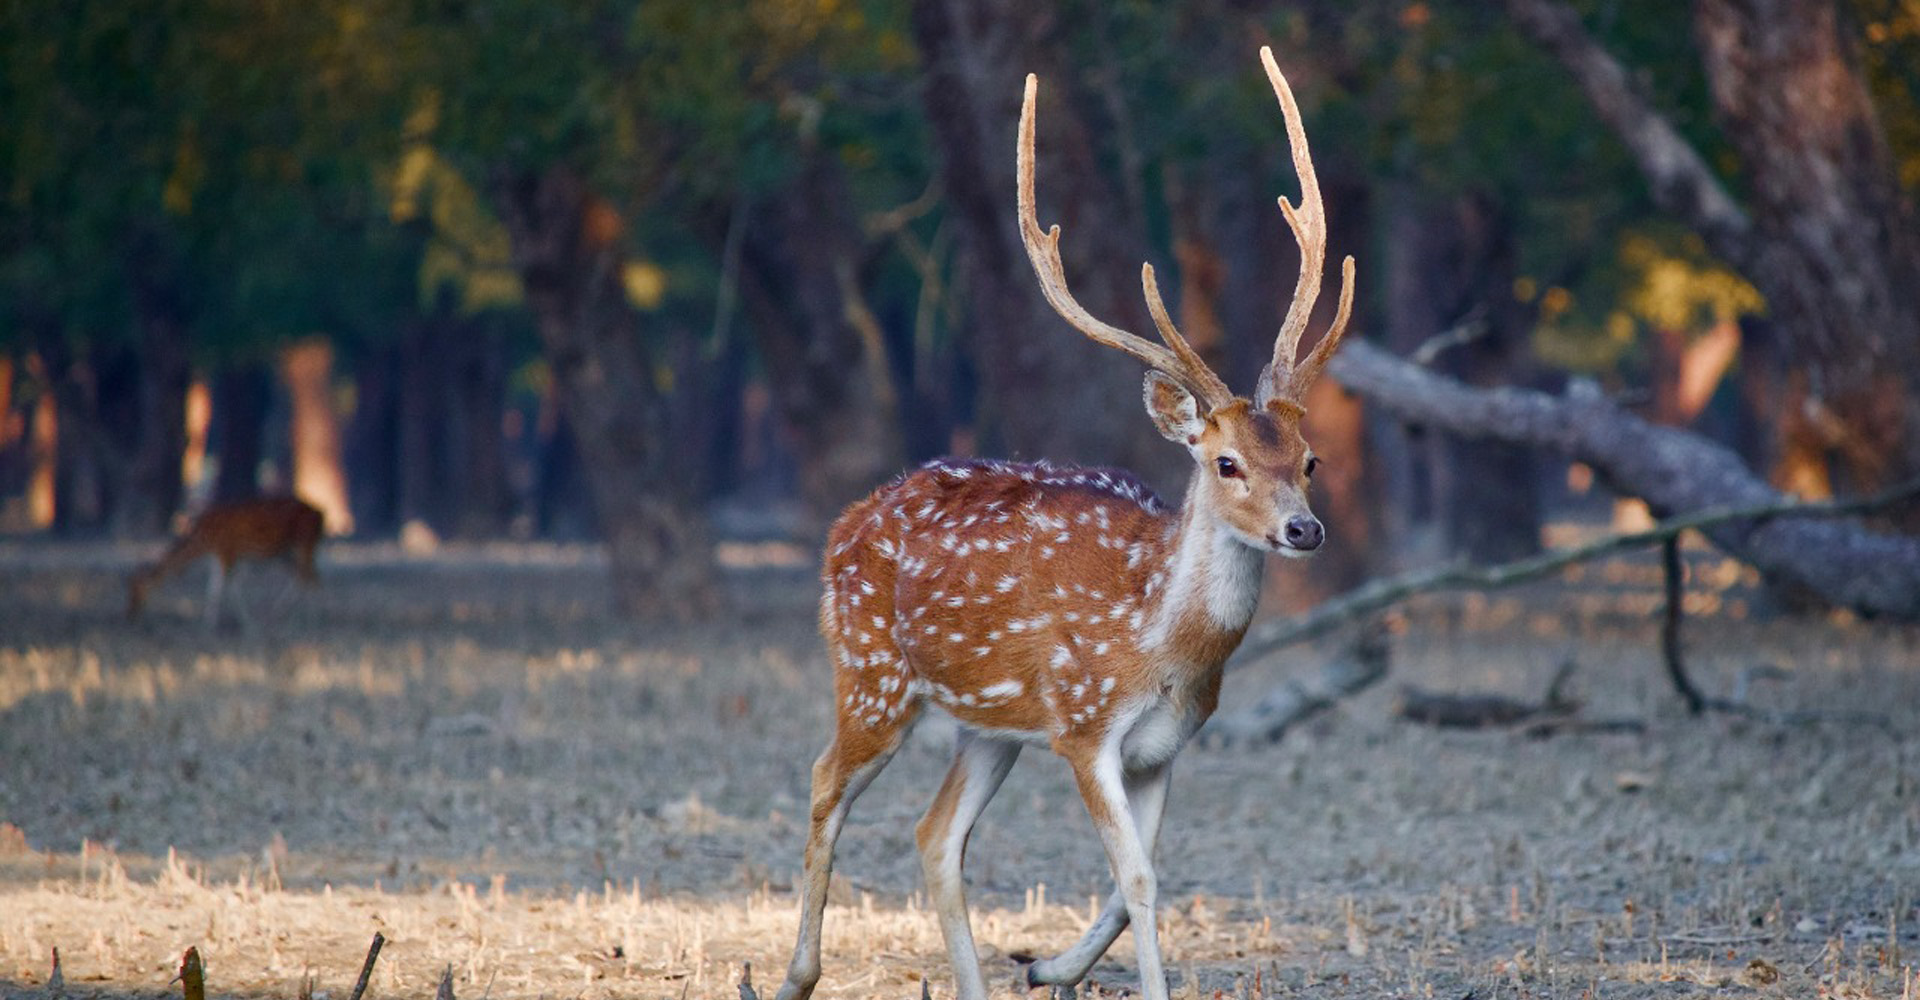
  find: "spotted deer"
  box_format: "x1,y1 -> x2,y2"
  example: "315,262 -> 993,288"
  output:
127,495 -> 324,628
773,48 -> 1355,1000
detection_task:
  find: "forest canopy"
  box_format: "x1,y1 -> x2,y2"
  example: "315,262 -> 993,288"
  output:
3,0 -> 1916,615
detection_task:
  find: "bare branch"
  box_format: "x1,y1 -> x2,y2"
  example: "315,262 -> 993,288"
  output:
1205,633 -> 1390,745
1231,473 -> 1920,666
1328,339 -> 1920,618
1503,0 -> 1753,267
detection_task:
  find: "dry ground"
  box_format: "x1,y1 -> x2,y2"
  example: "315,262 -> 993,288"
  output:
0,536 -> 1916,1000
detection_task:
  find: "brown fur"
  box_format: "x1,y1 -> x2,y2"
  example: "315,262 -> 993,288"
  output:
126,496 -> 324,620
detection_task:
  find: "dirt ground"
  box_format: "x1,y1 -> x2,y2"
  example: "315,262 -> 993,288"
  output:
0,536 -> 1915,1000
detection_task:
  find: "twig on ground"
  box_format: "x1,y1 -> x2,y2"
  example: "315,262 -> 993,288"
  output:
347,933 -> 385,1000
1516,716 -> 1646,738
1397,659 -> 1582,730
1397,687 -> 1555,729
1664,930 -> 1774,946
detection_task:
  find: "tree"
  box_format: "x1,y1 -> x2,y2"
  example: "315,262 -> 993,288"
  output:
1331,339 -> 1920,618
1504,0 -> 1920,496
911,0 -> 1183,485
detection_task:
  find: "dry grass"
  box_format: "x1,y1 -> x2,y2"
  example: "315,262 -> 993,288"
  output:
1,537 -> 1917,999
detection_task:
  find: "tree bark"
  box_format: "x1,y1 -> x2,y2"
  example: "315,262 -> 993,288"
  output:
122,302 -> 190,536
449,312 -> 512,538
397,316 -> 445,532
343,345 -> 400,533
1330,339 -> 1920,619
210,363 -> 272,503
1379,184 -> 1544,565
735,146 -> 904,528
280,338 -> 354,535
1690,0 -> 1920,493
1505,0 -> 1920,493
911,0 -> 1180,485
494,164 -> 718,618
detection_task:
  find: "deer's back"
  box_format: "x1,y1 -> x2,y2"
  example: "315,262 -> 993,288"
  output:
821,459 -> 1175,735
193,497 -> 323,559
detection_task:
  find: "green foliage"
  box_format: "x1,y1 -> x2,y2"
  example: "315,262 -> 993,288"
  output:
2,0 -> 1911,413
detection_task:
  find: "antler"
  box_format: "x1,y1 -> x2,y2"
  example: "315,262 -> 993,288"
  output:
1018,74 -> 1234,412
1253,46 -> 1356,409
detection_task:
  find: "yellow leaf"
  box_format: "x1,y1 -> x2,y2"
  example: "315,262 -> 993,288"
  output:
623,261 -> 667,310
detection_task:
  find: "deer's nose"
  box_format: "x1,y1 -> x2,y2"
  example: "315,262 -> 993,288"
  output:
1283,516 -> 1323,550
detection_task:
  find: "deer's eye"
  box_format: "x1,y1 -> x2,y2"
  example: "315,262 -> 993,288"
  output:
1305,456 -> 1320,478
1215,456 -> 1240,479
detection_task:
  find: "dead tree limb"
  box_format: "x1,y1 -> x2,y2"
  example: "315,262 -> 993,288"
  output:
1397,660 -> 1579,729
1660,537 -> 1706,715
1206,632 -> 1391,745
1327,340 -> 1920,619
1232,475 -> 1920,668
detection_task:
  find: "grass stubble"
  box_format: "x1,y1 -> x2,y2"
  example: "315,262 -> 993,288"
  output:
0,538 -> 1915,999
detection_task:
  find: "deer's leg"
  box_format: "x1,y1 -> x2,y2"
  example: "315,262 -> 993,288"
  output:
294,539 -> 319,585
204,560 -> 229,630
1027,762 -> 1172,989
776,719 -> 911,1000
1064,749 -> 1169,1000
916,732 -> 1022,1000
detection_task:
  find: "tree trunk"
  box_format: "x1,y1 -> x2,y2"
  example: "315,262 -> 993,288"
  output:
493,164 -> 718,618
343,345 -> 400,533
1506,0 -> 1920,493
1691,0 -> 1920,493
280,338 -> 354,535
911,0 -> 1179,485
449,313 -> 512,538
397,317 -> 445,533
1330,339 -> 1920,619
532,379 -> 592,539
735,146 -> 903,529
211,363 -> 273,504
119,298 -> 191,537
1380,185 -> 1544,565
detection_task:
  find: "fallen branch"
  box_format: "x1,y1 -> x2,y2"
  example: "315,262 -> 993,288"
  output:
1396,660 -> 1579,730
1330,339 -> 1920,619
1205,632 -> 1391,745
1231,471 -> 1920,668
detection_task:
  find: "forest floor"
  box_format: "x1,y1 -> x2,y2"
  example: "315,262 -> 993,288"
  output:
0,535 -> 1915,1000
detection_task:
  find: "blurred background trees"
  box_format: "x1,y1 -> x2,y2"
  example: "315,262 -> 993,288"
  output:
2,0 -> 1915,616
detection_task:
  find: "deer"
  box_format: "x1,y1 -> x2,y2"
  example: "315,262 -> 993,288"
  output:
771,48 -> 1355,1000
127,495 -> 325,628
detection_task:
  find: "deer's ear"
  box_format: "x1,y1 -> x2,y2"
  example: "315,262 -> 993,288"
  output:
1144,371 -> 1204,444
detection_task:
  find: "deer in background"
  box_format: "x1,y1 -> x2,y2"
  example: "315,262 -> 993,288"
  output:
773,48 -> 1355,1000
127,495 -> 324,628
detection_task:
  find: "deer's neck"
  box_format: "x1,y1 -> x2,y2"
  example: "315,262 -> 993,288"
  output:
1138,476 -> 1265,664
